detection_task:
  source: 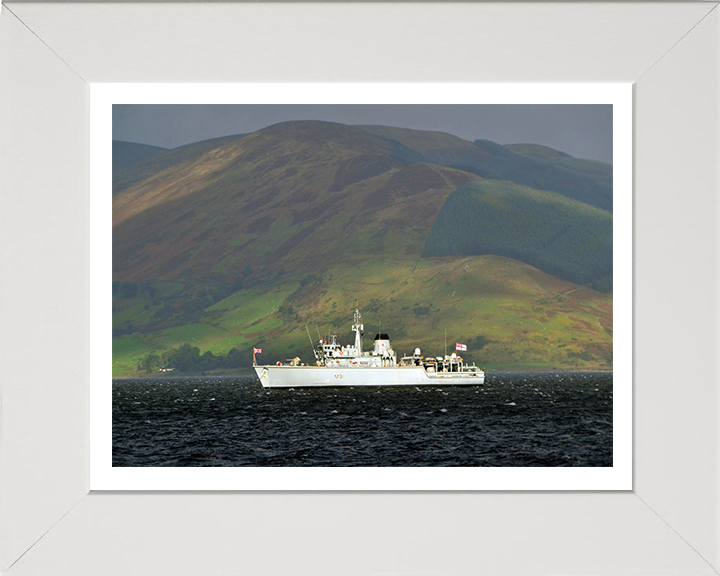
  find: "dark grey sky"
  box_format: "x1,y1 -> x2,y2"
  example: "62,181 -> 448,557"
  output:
113,104 -> 613,163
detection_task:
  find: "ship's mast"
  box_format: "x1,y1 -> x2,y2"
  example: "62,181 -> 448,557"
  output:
352,308 -> 363,355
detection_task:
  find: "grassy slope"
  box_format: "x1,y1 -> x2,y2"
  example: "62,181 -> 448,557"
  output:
114,255 -> 612,376
423,180 -> 612,287
358,125 -> 613,211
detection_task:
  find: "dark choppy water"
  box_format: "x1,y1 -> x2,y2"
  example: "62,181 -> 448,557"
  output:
113,373 -> 612,467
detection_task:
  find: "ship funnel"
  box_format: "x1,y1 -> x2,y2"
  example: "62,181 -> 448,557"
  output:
373,333 -> 390,355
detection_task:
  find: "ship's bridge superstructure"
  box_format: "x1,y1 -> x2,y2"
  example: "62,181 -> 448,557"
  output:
315,310 -> 397,368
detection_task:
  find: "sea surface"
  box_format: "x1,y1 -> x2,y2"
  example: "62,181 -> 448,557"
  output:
113,372 -> 612,467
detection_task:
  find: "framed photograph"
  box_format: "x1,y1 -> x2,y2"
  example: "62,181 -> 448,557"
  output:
2,2 -> 718,575
92,83 -> 631,491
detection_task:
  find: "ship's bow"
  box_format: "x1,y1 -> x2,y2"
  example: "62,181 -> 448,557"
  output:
253,365 -> 269,388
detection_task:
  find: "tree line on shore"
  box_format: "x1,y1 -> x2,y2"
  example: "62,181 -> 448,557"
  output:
137,343 -> 253,374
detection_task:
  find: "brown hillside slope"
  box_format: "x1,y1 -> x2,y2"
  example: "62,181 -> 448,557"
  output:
113,121 -> 480,283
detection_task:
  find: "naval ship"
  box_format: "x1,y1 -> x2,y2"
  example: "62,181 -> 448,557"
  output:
253,309 -> 485,388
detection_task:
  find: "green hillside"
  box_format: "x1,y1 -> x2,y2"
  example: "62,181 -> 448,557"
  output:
114,255 -> 612,377
358,125 -> 613,211
112,121 -> 613,377
423,180 -> 612,290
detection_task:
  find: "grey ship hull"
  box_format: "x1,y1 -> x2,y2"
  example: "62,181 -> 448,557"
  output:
254,365 -> 485,388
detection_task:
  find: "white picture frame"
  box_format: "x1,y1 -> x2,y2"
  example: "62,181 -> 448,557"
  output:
1,2 -> 718,574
